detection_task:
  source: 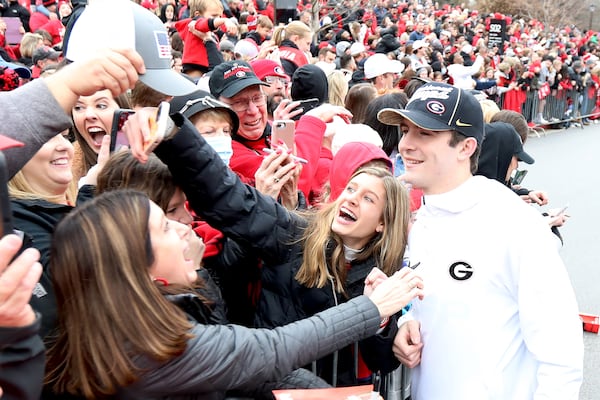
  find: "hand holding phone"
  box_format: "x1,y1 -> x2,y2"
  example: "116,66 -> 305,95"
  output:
550,204 -> 569,217
291,98 -> 320,121
144,101 -> 173,154
110,109 -> 135,153
511,169 -> 528,186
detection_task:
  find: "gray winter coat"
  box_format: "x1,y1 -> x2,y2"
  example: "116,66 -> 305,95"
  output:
0,79 -> 72,178
118,296 -> 381,399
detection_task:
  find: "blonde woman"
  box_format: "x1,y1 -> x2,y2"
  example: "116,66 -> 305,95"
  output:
327,70 -> 349,107
17,32 -> 44,67
8,131 -> 77,338
272,20 -> 313,77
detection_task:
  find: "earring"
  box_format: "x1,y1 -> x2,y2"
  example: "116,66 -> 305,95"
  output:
153,277 -> 169,286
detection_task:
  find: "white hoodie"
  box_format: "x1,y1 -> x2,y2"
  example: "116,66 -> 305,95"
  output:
406,176 -> 583,400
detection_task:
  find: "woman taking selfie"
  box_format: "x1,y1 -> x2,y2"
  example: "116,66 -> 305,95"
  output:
125,110 -> 416,385
44,190 -> 422,398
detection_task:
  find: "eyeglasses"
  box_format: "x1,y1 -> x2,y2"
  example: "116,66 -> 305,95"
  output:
223,93 -> 267,113
264,76 -> 289,86
177,96 -> 232,115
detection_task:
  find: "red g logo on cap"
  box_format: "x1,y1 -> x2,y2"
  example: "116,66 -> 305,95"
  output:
426,101 -> 445,115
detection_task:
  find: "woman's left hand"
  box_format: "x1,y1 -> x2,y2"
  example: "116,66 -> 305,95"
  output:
254,147 -> 298,204
363,267 -> 388,297
78,135 -> 111,187
273,99 -> 304,121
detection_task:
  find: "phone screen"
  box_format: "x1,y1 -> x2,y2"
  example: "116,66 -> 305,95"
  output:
511,169 -> 528,186
272,120 -> 295,149
0,152 -> 12,238
110,109 -> 135,153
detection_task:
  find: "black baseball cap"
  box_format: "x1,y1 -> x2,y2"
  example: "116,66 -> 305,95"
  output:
208,60 -> 268,99
169,89 -> 239,135
510,126 -> 534,164
378,82 -> 485,144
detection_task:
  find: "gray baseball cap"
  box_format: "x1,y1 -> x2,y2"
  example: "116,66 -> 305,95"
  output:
66,0 -> 197,96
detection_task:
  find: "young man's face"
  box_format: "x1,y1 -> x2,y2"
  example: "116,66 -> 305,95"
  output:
398,120 -> 475,195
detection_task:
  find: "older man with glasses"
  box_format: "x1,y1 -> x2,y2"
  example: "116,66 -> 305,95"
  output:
208,60 -> 351,206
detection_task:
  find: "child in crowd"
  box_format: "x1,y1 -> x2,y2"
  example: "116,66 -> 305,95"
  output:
173,0 -> 237,78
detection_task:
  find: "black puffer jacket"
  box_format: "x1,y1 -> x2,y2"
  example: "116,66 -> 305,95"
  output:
154,115 -> 401,383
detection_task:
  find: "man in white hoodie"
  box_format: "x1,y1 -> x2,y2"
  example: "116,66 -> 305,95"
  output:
446,44 -> 487,89
377,82 -> 583,400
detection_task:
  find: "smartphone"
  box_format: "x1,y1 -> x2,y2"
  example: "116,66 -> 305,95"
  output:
271,119 -> 295,150
0,152 -> 12,238
511,169 -> 528,186
291,98 -> 320,121
110,109 -> 135,153
145,101 -> 172,154
0,152 -> 32,257
551,204 -> 569,217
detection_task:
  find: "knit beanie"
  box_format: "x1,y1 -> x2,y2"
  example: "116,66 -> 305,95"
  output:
291,64 -> 328,103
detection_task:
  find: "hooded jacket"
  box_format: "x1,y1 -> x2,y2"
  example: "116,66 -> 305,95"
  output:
328,142 -> 392,201
290,64 -> 329,104
477,122 -> 534,186
477,122 -> 517,184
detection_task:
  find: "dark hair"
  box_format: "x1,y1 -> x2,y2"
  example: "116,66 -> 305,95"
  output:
490,110 -> 529,144
344,83 -> 377,123
96,152 -> 178,213
340,53 -> 354,70
363,92 -> 408,156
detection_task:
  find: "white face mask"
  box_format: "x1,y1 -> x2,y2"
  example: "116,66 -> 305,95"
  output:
204,136 -> 233,166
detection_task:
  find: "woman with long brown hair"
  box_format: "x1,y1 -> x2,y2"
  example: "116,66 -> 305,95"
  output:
123,111 -> 416,386
44,189 -> 422,398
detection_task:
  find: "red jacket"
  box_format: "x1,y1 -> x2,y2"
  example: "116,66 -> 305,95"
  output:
229,115 -> 325,200
174,17 -> 216,68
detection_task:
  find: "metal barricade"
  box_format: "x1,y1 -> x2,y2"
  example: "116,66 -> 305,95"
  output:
497,87 -> 600,125
380,365 -> 411,400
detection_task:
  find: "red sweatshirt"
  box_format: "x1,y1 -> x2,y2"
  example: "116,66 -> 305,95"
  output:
229,115 -> 326,200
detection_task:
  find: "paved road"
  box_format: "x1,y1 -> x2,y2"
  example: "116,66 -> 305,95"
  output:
524,123 -> 600,400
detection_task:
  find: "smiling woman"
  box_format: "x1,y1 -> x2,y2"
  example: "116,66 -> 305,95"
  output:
8,131 -> 77,338
71,89 -> 131,182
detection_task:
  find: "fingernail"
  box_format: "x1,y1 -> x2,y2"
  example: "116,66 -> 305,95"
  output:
277,139 -> 285,146
275,147 -> 283,154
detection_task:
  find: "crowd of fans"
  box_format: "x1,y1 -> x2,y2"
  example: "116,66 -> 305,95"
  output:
3,0 -> 600,125
0,0 -> 586,399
